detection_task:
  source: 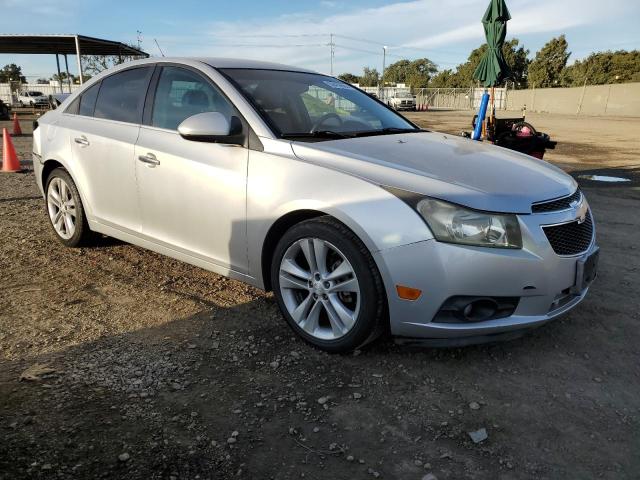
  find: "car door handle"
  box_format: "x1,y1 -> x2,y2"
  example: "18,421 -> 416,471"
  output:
74,136 -> 90,147
138,153 -> 160,167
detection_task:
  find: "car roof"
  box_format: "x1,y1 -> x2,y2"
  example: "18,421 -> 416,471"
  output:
194,57 -> 317,73
118,56 -> 317,74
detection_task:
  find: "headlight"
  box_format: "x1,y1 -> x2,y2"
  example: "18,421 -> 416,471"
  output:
416,198 -> 522,249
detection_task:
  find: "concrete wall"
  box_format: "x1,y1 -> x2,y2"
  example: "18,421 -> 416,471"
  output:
506,82 -> 640,117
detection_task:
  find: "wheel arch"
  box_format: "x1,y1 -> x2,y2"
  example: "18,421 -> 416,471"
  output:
41,159 -> 65,188
41,159 -> 92,218
261,209 -> 326,291
260,206 -> 386,291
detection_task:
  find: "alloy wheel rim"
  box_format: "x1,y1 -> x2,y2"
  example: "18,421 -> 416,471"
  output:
279,238 -> 361,340
47,177 -> 76,240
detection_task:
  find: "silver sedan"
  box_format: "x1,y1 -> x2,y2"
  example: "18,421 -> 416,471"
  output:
32,58 -> 599,352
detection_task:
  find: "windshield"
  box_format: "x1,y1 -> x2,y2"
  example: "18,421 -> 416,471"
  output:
28,91 -> 44,96
220,68 -> 418,140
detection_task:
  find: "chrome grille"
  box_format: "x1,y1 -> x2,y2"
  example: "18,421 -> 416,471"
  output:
542,211 -> 594,256
532,189 -> 581,213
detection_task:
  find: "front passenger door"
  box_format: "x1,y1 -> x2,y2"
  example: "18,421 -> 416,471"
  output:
135,66 -> 249,273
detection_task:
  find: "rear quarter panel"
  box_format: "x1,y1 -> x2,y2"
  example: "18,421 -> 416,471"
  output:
37,111 -> 94,217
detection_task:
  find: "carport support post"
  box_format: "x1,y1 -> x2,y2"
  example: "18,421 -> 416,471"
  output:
75,36 -> 84,85
64,55 -> 72,93
55,54 -> 63,94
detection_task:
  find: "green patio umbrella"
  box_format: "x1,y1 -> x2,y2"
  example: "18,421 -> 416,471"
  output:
473,0 -> 512,87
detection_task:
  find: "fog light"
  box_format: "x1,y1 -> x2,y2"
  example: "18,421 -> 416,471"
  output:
433,296 -> 520,323
396,285 -> 422,301
462,299 -> 498,322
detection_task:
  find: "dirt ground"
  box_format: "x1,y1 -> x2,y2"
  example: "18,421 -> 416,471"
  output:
1,112 -> 639,480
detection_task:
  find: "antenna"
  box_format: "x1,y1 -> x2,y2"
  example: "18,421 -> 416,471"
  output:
154,38 -> 166,57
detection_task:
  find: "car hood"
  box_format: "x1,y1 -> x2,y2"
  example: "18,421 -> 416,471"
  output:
291,131 -> 576,213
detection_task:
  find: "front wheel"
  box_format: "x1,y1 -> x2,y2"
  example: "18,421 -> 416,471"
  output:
271,216 -> 387,353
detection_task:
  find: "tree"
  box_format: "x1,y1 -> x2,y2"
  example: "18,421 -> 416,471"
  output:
81,43 -> 144,78
0,64 -> 26,83
337,73 -> 359,84
359,67 -> 380,87
51,72 -> 79,84
429,69 -> 456,88
528,35 -> 571,88
383,58 -> 437,87
36,78 -> 50,85
562,50 -> 640,86
383,59 -> 412,85
407,58 -> 438,88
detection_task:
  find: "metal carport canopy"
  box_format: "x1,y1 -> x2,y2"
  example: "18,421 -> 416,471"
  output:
0,34 -> 148,87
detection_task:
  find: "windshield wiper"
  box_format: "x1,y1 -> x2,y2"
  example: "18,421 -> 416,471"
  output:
282,130 -> 352,140
352,127 -> 425,138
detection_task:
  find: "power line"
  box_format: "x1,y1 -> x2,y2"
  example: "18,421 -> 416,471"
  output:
333,43 -> 458,67
157,40 -> 327,48
333,34 -> 468,57
215,33 -> 330,39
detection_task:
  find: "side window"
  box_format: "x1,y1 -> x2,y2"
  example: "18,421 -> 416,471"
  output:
94,67 -> 152,124
151,66 -> 235,131
78,83 -> 100,117
65,96 -> 80,115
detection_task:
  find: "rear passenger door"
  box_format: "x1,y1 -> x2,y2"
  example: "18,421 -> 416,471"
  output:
134,65 -> 249,273
65,66 -> 153,233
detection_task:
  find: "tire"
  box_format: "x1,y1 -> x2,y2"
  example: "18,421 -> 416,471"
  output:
271,216 -> 387,353
44,168 -> 94,247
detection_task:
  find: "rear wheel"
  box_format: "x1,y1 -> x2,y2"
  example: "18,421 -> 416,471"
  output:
271,216 -> 386,353
45,168 -> 93,247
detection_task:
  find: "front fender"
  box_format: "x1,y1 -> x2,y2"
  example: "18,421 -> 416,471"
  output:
246,141 -> 433,286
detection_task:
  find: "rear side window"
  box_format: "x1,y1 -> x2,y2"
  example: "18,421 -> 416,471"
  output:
94,67 -> 152,124
79,83 -> 100,117
65,96 -> 80,115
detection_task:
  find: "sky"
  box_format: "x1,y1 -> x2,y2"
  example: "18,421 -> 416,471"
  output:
1,0 -> 639,81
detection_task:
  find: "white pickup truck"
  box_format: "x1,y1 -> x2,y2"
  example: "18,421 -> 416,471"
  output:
18,90 -> 49,107
387,92 -> 416,111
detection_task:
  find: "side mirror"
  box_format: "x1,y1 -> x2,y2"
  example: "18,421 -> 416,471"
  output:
177,112 -> 243,144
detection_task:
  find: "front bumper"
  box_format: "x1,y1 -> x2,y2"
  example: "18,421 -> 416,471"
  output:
374,207 -> 597,342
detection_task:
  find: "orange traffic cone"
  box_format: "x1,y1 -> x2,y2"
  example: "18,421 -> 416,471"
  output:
2,128 -> 23,173
12,112 -> 22,136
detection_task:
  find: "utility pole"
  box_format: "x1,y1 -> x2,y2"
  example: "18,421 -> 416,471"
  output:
380,46 -> 388,100
329,33 -> 335,76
